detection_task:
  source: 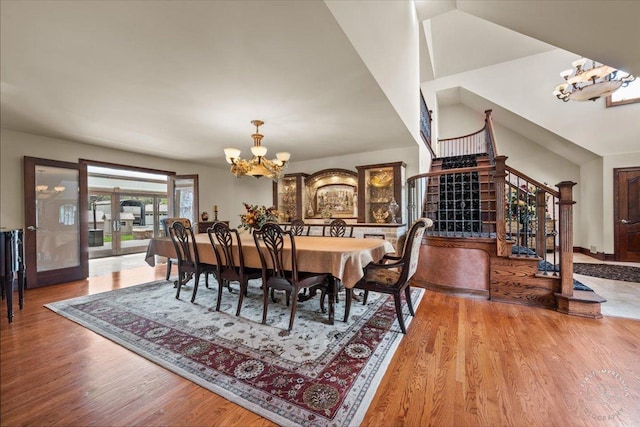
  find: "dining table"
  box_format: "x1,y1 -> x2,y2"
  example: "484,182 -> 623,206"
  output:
145,232 -> 396,323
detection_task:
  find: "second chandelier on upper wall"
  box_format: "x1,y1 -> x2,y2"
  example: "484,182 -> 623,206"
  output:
553,57 -> 635,102
224,120 -> 291,181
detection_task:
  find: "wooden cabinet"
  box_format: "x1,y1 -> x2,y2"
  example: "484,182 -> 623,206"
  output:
272,173 -> 308,222
356,162 -> 406,224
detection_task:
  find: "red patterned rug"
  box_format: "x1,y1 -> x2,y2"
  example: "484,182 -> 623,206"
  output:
46,279 -> 422,426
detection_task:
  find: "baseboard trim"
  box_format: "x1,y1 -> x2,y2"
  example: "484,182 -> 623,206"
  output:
573,247 -> 615,261
412,279 -> 489,300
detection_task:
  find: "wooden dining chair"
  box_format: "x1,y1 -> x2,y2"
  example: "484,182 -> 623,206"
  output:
289,218 -> 309,236
208,222 -> 262,316
322,218 -> 353,238
320,219 -> 353,304
253,223 -> 333,331
345,218 -> 431,334
162,217 -> 191,281
168,221 -> 217,302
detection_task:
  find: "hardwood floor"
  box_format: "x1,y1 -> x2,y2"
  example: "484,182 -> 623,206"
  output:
2,265 -> 639,426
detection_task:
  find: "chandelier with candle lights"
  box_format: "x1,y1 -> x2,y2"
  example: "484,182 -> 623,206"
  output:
553,58 -> 635,102
35,169 -> 66,198
224,120 -> 291,180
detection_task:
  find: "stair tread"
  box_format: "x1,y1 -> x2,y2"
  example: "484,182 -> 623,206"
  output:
555,290 -> 607,303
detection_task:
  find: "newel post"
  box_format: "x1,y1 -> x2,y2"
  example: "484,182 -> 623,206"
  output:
557,181 -> 576,296
494,155 -> 508,257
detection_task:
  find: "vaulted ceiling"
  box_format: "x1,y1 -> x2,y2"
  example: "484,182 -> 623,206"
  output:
2,1 -> 639,167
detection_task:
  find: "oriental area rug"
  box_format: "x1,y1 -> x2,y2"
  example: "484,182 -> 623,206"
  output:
46,279 -> 423,427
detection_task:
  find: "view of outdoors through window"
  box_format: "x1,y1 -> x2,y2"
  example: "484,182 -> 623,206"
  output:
87,165 -> 168,259
608,78 -> 640,106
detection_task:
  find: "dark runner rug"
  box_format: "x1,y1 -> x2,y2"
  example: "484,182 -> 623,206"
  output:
573,263 -> 640,283
46,279 -> 423,426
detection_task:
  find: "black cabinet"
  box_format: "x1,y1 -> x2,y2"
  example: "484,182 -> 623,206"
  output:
1,228 -> 25,323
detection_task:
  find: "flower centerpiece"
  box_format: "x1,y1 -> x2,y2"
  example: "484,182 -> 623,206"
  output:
506,184 -> 536,225
239,202 -> 280,232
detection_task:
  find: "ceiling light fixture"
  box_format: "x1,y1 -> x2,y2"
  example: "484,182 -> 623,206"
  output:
553,58 -> 635,102
224,120 -> 290,180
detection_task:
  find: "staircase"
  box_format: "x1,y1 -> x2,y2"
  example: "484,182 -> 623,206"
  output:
408,110 -> 606,318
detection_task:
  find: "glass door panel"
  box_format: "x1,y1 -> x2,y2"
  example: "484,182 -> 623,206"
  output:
118,193 -> 158,255
168,175 -> 199,227
88,192 -> 113,259
24,157 -> 88,288
88,191 -> 166,258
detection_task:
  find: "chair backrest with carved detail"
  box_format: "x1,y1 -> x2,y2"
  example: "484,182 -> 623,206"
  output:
208,221 -> 246,273
323,218 -> 353,238
168,221 -> 199,268
289,219 -> 309,236
253,223 -> 299,284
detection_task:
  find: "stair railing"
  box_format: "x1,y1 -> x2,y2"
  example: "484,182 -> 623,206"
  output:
407,163 -> 496,238
437,110 -> 497,161
409,156 -> 575,287
495,157 -> 576,287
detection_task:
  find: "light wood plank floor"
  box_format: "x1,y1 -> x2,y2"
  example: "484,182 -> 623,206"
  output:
2,265 -> 639,426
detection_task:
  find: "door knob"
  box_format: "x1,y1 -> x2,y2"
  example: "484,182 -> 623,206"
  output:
621,219 -> 629,224
27,226 -> 37,231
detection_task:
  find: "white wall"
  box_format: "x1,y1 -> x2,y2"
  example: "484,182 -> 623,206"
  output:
0,128 -> 269,229
421,50 -> 640,158
438,104 -> 484,139
286,146 -> 419,179
579,157 -> 603,253
325,0 -> 422,148
1,129 -> 422,231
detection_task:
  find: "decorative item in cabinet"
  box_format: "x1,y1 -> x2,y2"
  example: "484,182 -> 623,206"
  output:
356,162 -> 406,224
272,173 -> 308,222
303,169 -> 358,219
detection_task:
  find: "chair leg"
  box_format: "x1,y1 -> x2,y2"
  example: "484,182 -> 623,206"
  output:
344,288 -> 352,323
404,285 -> 415,316
175,271 -> 183,299
166,259 -> 172,280
190,273 -> 201,303
319,287 -> 327,313
362,290 -> 369,305
334,279 -> 342,303
394,293 -> 407,334
327,280 -> 335,325
288,293 -> 298,331
215,279 -> 225,311
262,285 -> 271,325
236,280 -> 247,317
